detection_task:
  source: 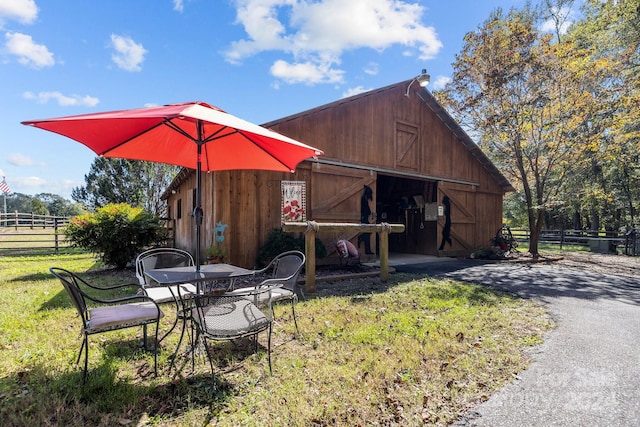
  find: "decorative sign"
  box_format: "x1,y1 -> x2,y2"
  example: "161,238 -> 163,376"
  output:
214,221 -> 227,243
281,181 -> 306,222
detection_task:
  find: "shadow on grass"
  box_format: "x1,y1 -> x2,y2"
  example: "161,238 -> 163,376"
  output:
306,270 -> 510,308
0,341 -> 240,426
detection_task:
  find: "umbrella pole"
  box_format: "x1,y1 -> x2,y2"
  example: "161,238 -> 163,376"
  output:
195,122 -> 204,272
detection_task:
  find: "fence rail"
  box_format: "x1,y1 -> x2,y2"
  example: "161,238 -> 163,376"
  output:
0,212 -> 176,255
0,213 -> 72,254
1,212 -> 70,229
507,227 -> 639,256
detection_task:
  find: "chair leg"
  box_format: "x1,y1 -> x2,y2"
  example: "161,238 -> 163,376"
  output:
267,324 -> 273,375
142,324 -> 149,350
191,323 -> 201,373
291,299 -> 299,335
153,322 -> 159,376
169,314 -> 190,372
77,337 -> 86,365
201,336 -> 216,379
82,335 -> 89,382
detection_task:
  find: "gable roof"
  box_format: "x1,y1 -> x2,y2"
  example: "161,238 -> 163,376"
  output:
163,80 -> 514,198
262,80 -> 514,192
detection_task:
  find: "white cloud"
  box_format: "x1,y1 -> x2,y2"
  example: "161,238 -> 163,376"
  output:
4,31 -> 54,68
110,34 -> 147,72
270,59 -> 344,85
0,0 -> 38,28
342,85 -> 371,98
8,153 -> 39,167
363,62 -> 378,76
431,75 -> 451,91
23,91 -> 99,107
17,175 -> 46,189
173,0 -> 184,12
2,175 -> 80,198
225,0 -> 442,85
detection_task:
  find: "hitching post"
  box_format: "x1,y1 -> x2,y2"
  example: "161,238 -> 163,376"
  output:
282,221 -> 405,293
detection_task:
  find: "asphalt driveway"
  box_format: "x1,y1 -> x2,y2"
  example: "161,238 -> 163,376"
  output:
395,260 -> 640,427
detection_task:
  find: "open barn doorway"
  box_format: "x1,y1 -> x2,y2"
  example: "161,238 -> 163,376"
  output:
375,174 -> 439,255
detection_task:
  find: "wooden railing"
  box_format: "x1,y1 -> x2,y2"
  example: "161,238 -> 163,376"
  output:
0,213 -> 71,254
0,213 -> 176,255
0,212 -> 70,229
507,227 -> 638,255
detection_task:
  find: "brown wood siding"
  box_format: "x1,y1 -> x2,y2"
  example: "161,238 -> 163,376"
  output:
310,163 -> 376,251
165,80 -> 510,265
438,182 -> 476,255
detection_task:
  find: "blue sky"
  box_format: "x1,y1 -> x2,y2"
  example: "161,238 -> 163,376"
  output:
0,0 -> 581,199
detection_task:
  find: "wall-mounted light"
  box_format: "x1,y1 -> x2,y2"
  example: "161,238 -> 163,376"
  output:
404,69 -> 430,97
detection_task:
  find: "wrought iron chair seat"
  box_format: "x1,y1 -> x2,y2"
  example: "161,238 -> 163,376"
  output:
191,285 -> 277,375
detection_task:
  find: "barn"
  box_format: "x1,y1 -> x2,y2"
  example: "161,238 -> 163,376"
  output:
163,78 -> 513,268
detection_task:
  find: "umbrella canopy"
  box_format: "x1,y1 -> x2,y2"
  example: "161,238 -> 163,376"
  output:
22,102 -> 322,173
22,101 -> 324,269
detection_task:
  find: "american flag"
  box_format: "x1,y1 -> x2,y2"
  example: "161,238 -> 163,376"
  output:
0,179 -> 11,195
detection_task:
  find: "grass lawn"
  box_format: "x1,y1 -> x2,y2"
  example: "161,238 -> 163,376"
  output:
0,252 -> 553,426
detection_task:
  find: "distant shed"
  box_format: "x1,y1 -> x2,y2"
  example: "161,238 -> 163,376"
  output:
163,79 -> 513,268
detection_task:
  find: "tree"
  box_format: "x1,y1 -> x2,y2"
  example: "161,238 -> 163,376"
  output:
35,193 -> 84,216
435,3 -> 603,257
72,158 -> 179,215
565,0 -> 640,230
4,192 -> 84,217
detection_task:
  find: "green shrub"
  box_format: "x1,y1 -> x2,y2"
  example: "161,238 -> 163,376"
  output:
255,228 -> 326,267
63,203 -> 166,269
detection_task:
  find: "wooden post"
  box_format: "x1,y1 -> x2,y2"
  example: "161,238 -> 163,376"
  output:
54,218 -> 60,254
379,227 -> 389,281
304,223 -> 317,293
282,221 -> 405,292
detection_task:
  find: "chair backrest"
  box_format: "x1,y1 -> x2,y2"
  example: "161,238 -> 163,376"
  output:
135,248 -> 195,286
50,267 -> 89,326
264,250 -> 305,291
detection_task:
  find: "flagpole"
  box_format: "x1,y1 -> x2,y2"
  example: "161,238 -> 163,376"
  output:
2,177 -> 6,228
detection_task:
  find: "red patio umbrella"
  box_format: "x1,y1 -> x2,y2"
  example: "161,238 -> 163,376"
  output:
22,101 -> 323,269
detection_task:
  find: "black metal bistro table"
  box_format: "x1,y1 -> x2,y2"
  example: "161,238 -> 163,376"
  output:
144,263 -> 255,370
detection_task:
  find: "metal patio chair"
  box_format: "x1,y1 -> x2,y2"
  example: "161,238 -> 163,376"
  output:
49,267 -> 163,380
190,284 -> 276,376
239,250 -> 305,334
135,248 -> 198,303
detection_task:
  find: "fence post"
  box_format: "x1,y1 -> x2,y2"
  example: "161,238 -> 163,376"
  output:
54,218 -> 59,254
13,211 -> 18,231
379,226 -> 390,281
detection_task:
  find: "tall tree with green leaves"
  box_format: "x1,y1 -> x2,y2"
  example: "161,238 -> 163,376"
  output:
436,3 -> 602,257
72,158 -> 179,215
566,0 -> 640,230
